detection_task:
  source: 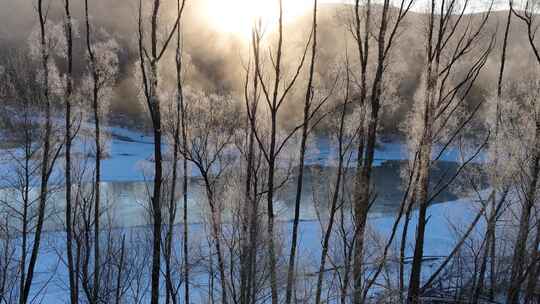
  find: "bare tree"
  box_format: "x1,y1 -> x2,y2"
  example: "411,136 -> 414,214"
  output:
240,22 -> 266,304
246,2 -> 311,302
162,1 -> 187,303
82,3 -> 120,302
136,0 -> 184,302
507,1 -> 540,302
84,2 -> 102,301
178,2 -> 189,303
285,1 -> 324,303
406,1 -> 494,302
314,59 -> 355,304
181,90 -> 239,304
473,2 -> 513,302
348,1 -> 413,302
62,0 -> 78,302
0,212 -> 17,304
0,51 -> 57,304
19,2 -> 64,302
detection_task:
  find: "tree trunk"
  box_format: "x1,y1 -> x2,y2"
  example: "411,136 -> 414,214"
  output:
64,0 -> 77,302
181,67 -> 189,304
406,135 -> 433,304
150,2 -> 163,303
473,205 -> 496,304
114,235 -> 126,304
351,1 -> 370,301
400,179 -> 417,301
151,105 -> 163,304
267,132 -> 278,304
285,1 -> 317,303
19,134 -> 30,304
353,1 -> 392,301
241,32 -> 260,303
20,2 -> 52,302
525,220 -> 540,304
507,119 -> 540,303
175,2 -> 189,303
164,2 -> 185,301
240,108 -> 256,304
84,2 -> 101,301
165,95 -> 179,304
407,60 -> 437,303
474,8 -> 511,303
267,3 -> 284,303
314,69 -> 348,304
203,177 -> 228,304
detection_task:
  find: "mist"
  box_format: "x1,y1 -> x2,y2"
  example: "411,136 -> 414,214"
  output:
0,0 -> 537,131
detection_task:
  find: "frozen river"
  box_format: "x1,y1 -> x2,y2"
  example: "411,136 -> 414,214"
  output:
0,159 -> 482,231
0,126 -> 487,230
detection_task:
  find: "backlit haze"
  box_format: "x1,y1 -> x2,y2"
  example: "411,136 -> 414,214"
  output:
203,0 -> 511,40
204,0 -> 315,38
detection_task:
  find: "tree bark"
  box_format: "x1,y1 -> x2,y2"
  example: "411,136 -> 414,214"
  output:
84,2 -> 101,301
314,64 -> 348,304
241,25 -> 261,304
64,0 -> 77,302
202,174 -> 228,304
507,119 -> 540,304
407,15 -> 439,297
524,219 -> 540,304
473,7 -> 512,303
20,1 -> 52,302
351,1 -> 370,301
353,1 -> 393,302
285,1 -> 318,303
508,3 -> 540,302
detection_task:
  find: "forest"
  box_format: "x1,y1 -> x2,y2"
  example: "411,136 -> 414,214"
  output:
0,0 -> 539,303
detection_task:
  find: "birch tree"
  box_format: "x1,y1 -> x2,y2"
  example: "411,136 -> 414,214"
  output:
406,1 -> 494,302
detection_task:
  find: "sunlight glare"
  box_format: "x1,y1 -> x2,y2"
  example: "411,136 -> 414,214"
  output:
205,0 -> 312,38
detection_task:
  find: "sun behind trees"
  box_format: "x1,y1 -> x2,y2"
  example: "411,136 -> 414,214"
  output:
0,0 -> 540,303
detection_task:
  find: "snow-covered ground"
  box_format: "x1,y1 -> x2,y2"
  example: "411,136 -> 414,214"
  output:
0,125 -> 490,302
23,191 -> 488,303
